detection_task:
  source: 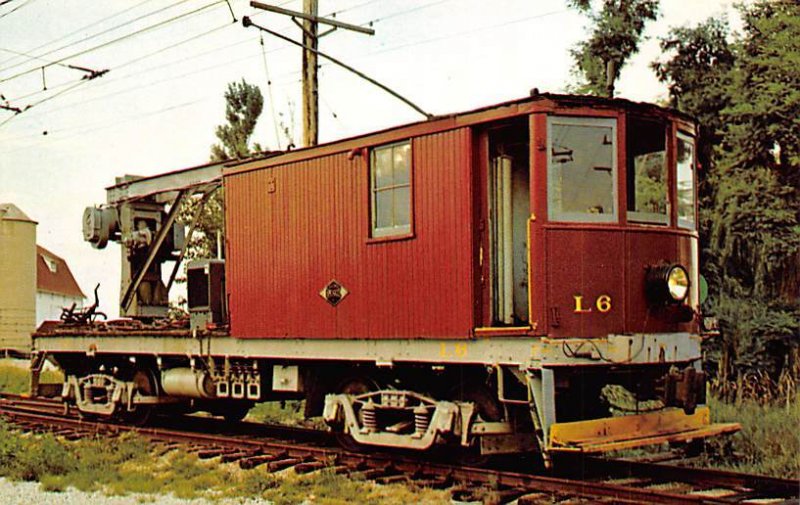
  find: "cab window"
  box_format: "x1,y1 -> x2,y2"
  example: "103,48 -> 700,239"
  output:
547,116 -> 617,223
676,133 -> 696,229
627,117 -> 668,224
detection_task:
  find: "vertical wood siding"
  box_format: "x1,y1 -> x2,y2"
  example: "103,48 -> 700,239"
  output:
225,128 -> 475,339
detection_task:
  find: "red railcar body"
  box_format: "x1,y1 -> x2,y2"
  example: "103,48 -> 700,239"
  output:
33,93 -> 740,459
225,95 -> 699,341
225,128 -> 475,339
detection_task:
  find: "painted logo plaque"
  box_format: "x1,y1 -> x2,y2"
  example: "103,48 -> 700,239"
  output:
320,280 -> 348,306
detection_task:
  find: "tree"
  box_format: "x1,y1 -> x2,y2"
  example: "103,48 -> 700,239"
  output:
651,19 -> 736,326
654,1 -> 800,391
568,0 -> 659,96
181,80 -> 265,262
652,18 -> 734,172
210,79 -> 264,161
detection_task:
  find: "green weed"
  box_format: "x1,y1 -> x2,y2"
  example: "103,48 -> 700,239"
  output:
231,466 -> 450,505
248,400 -> 328,429
0,360 -> 63,395
249,400 -> 306,425
700,396 -> 800,479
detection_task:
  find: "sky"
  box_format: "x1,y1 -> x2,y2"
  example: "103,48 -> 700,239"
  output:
0,0 -> 744,317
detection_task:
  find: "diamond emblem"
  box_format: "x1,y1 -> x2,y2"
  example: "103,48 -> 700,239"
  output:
320,280 -> 348,306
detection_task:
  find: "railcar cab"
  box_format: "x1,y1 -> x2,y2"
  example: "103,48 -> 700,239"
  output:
472,97 -> 724,457
478,99 -> 700,339
537,105 -> 699,339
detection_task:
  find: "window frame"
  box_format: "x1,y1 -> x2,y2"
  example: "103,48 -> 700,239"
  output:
626,116 -> 670,226
369,139 -> 413,239
547,115 -> 619,224
675,131 -> 697,230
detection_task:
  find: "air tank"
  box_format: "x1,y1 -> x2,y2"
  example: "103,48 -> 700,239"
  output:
0,203 -> 37,355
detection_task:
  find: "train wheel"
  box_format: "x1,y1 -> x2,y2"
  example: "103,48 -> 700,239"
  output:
122,368 -> 157,426
222,402 -> 252,423
334,376 -> 379,452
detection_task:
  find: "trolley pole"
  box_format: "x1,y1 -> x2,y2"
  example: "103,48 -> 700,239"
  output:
302,0 -> 319,147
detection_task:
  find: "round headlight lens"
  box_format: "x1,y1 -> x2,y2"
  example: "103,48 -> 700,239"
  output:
667,266 -> 690,301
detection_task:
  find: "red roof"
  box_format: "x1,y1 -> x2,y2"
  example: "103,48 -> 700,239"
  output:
36,246 -> 85,299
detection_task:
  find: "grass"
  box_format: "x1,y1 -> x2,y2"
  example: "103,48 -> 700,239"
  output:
235,466 -> 449,505
247,399 -> 327,429
0,420 -> 450,503
699,396 -> 800,479
0,359 -> 62,395
248,399 -> 306,425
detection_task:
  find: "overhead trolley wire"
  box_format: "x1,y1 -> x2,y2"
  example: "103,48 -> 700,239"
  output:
0,96 -> 209,156
0,0 -> 37,20
1,20 -> 233,105
4,0 -> 400,103
0,1 -> 233,128
0,79 -> 89,128
0,0 -> 227,84
3,1 -> 560,140
0,0 -> 192,75
0,44 -> 284,136
0,0 -> 157,68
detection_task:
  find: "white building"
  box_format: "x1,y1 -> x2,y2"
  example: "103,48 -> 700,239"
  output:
36,245 -> 85,324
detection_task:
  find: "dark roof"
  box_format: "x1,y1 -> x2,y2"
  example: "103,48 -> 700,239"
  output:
36,245 -> 85,299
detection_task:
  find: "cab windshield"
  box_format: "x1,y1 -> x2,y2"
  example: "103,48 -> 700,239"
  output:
547,116 -> 617,223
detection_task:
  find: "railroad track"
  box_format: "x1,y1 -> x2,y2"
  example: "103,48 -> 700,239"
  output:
0,393 -> 797,504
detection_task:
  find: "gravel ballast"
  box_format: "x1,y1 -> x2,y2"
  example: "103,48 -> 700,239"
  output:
0,477 -> 270,505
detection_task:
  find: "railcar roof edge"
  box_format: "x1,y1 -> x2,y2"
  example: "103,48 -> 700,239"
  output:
222,92 -> 695,178
101,92 -> 694,188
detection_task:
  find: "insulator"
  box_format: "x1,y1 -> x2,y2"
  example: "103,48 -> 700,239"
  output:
361,401 -> 377,431
414,404 -> 430,436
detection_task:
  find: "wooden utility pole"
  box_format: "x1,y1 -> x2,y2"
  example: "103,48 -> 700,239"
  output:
249,1 -> 375,148
302,0 -> 319,147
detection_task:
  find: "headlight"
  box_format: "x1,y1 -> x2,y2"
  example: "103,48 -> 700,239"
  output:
646,264 -> 690,304
666,266 -> 690,301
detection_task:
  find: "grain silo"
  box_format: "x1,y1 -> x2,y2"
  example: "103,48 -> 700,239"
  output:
0,203 -> 37,355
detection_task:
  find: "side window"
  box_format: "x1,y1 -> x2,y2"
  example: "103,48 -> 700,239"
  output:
371,140 -> 411,237
676,133 -> 696,229
627,117 -> 668,224
548,116 -> 617,223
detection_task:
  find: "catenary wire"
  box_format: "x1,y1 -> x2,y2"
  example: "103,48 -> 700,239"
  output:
0,0 -> 37,20
0,0 -> 192,75
0,0 -> 157,69
2,20 -> 234,105
0,0 -> 225,84
3,0 -> 446,106
2,2 -> 559,143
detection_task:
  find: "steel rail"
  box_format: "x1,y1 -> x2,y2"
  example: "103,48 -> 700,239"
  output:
0,394 -> 796,504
